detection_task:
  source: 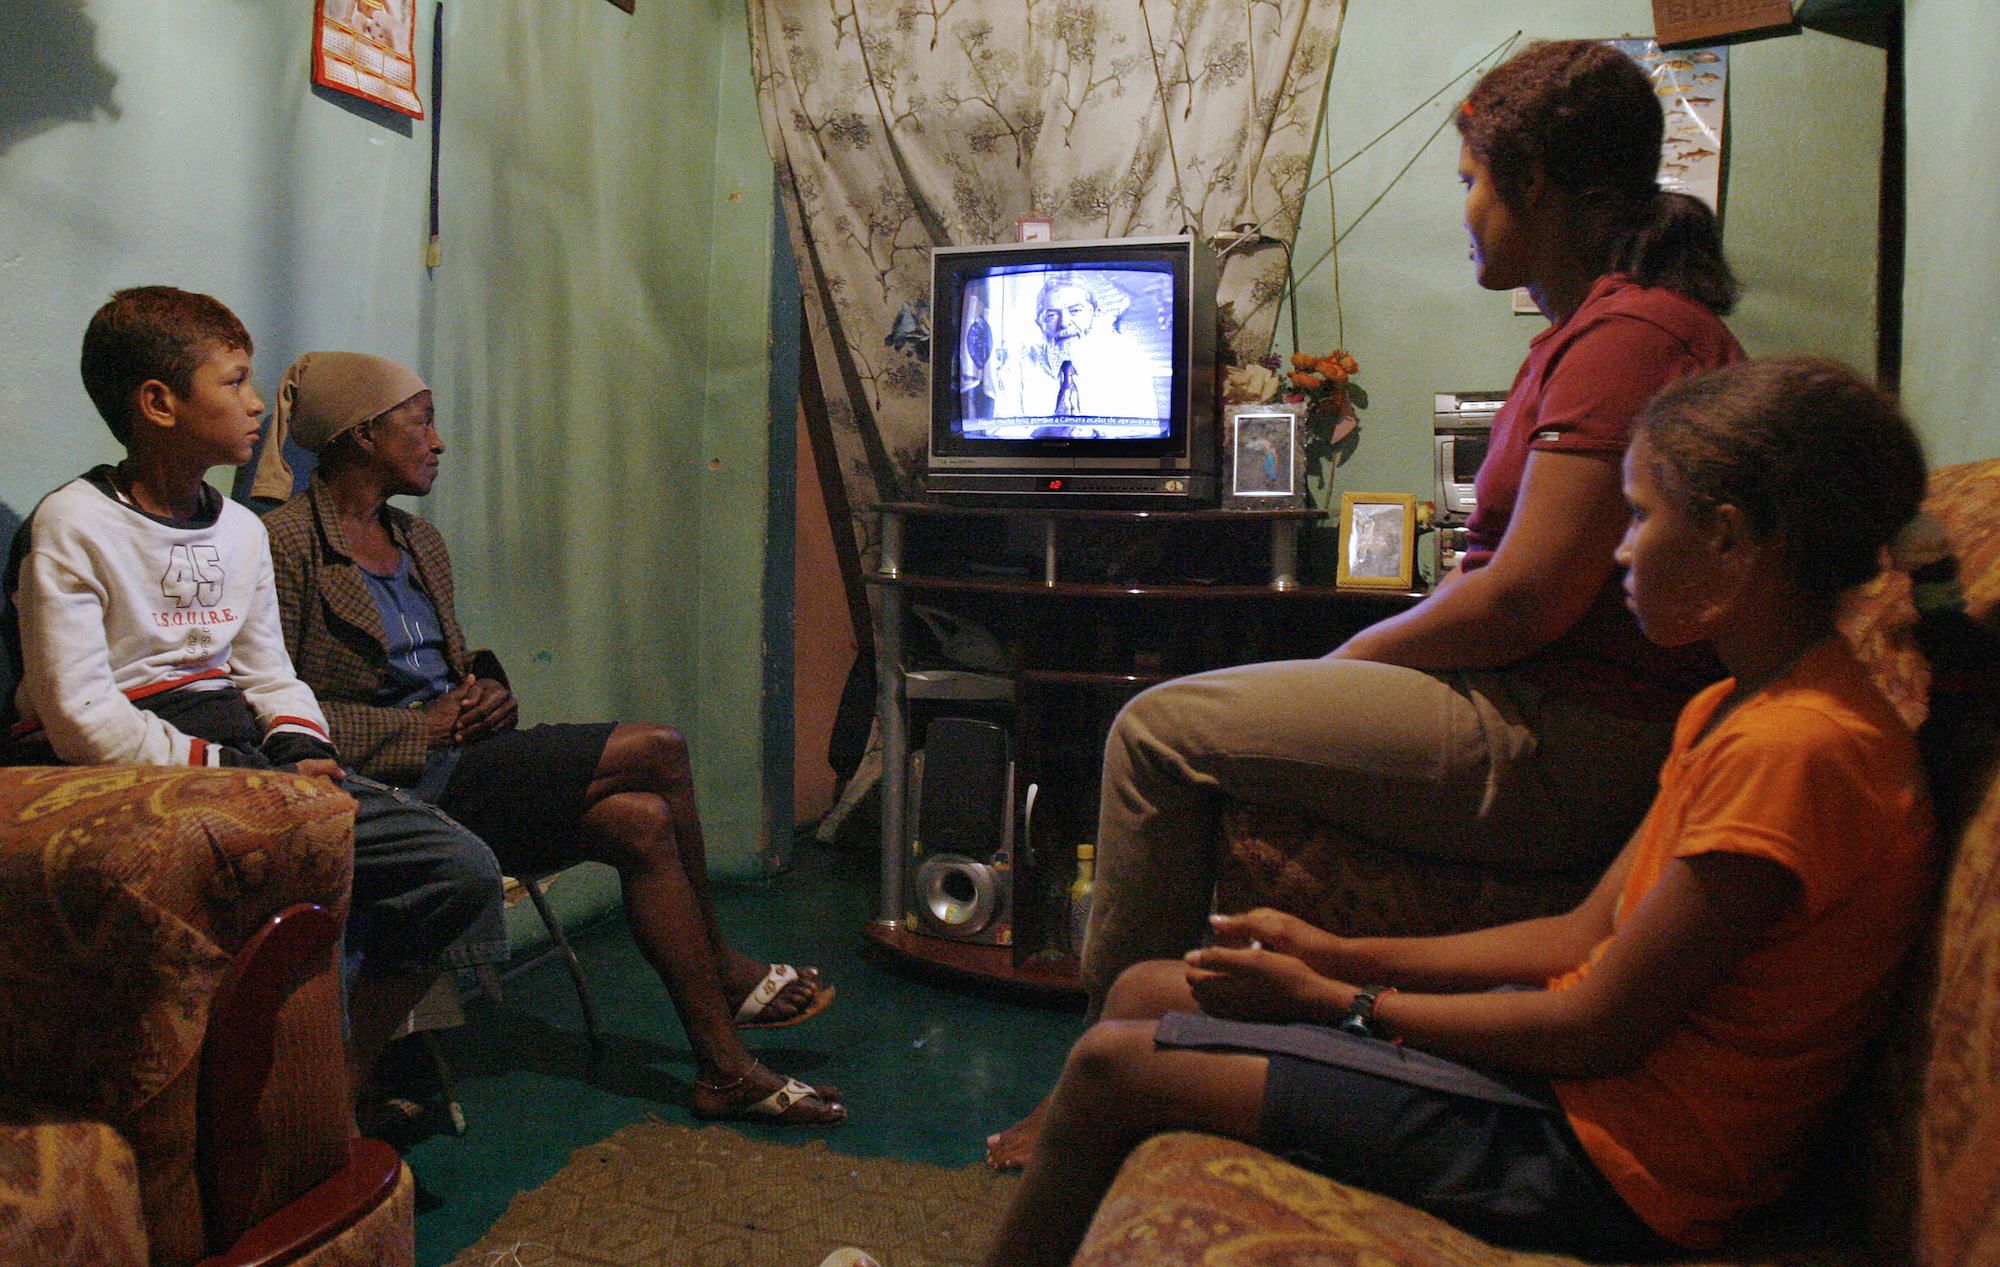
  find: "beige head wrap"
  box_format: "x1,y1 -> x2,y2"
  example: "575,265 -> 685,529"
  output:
250,351 -> 429,501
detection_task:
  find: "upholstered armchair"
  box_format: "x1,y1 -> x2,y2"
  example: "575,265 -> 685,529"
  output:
0,765 -> 414,1267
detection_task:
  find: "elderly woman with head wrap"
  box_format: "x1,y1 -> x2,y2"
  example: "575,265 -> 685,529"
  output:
257,352 -> 842,1126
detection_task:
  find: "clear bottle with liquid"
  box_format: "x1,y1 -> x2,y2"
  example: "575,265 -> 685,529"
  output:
1068,843 -> 1095,959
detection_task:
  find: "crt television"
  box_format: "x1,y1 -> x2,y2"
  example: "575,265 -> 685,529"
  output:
925,234 -> 1218,504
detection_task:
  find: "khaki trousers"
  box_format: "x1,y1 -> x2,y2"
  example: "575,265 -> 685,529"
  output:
1079,657 -> 1675,1016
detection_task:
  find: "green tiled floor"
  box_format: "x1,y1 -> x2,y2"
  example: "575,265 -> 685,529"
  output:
404,840 -> 1082,1267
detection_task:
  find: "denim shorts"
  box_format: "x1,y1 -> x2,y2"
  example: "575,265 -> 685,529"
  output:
345,774 -> 508,981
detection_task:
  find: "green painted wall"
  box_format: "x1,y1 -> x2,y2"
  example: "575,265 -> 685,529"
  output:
0,1 -> 431,507
1903,0 -> 2000,467
0,0 -> 780,877
1292,2 -> 1887,505
3,0 -> 1982,877
419,2 -> 781,877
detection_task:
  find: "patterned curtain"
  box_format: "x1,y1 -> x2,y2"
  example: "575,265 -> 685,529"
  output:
750,0 -> 1348,562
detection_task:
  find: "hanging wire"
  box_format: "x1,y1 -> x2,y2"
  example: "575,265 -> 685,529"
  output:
1326,93 -> 1343,351
1292,82 -> 1472,289
1259,0 -> 1291,354
1262,31 -> 1520,357
1218,29 -> 1521,263
1243,0 -> 1260,140
1268,234 -> 1299,357
426,2 -> 445,269
1136,20 -> 1518,355
1284,32 -> 1522,319
1139,0 -> 1197,234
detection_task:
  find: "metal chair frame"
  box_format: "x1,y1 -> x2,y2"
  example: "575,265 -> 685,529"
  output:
414,865 -> 606,1136
502,867 -> 605,1054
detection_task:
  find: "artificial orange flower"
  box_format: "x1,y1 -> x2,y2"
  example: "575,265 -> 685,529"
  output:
1291,352 -> 1318,370
1289,370 -> 1323,390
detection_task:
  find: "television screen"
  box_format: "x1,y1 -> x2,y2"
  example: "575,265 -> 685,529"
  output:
953,263 -> 1176,440
927,234 -> 1217,504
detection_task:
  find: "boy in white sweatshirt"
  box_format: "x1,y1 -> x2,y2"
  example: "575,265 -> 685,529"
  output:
1,285 -> 506,1101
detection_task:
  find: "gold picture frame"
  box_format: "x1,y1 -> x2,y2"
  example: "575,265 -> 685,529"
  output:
1335,492 -> 1417,590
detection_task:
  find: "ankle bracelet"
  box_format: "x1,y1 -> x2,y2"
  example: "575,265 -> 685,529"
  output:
697,1064 -> 759,1092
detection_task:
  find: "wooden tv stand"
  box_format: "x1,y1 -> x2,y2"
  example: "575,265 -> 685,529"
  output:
864,501 -> 1423,998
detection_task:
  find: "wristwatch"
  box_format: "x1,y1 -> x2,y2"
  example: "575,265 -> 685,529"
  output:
1337,985 -> 1394,1040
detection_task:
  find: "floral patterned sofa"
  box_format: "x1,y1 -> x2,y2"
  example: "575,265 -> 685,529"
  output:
1074,458 -> 2000,1266
0,765 -> 414,1267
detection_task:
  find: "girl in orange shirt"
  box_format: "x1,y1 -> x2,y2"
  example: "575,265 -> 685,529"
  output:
981,355 -> 1937,1264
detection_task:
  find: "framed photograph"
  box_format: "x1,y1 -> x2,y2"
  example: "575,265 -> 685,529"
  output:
1335,492 -> 1418,590
1015,215 -> 1053,243
1222,403 -> 1307,509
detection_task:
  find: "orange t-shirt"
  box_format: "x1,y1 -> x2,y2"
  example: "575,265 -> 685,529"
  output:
1549,641 -> 1935,1249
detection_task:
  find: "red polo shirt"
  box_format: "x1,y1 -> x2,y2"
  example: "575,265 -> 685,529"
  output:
1462,273 -> 1741,720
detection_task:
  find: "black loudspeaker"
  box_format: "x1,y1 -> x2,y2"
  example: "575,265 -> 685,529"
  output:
906,717 -> 1014,945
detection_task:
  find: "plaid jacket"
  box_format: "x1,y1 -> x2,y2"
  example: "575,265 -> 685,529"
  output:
264,479 -> 470,785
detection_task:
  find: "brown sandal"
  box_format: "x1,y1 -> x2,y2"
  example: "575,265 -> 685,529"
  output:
693,1062 -> 846,1126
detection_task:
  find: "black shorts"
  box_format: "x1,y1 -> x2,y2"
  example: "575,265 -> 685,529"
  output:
1155,1012 -> 1668,1259
434,722 -> 616,873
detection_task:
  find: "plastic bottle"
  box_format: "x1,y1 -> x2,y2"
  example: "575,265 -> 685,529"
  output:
1068,843 -> 1096,958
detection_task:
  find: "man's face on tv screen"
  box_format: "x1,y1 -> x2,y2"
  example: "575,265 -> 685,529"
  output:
1037,285 -> 1095,346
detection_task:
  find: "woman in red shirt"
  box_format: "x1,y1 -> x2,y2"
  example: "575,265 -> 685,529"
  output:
993,37 -> 1745,1170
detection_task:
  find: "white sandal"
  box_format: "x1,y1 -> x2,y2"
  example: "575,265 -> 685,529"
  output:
694,1063 -> 845,1126
733,963 -> 835,1029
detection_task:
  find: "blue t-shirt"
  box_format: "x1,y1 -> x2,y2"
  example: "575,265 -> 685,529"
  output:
358,552 -> 456,706
358,552 -> 463,800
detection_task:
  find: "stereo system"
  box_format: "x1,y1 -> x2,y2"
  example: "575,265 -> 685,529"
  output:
1433,390 -> 1505,576
905,717 -> 1015,946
